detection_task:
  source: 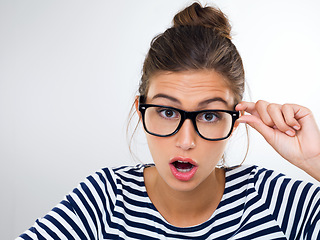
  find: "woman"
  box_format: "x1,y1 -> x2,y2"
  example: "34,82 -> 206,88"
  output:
18,2 -> 320,239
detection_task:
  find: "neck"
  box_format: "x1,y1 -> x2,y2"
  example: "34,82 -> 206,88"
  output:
144,166 -> 225,227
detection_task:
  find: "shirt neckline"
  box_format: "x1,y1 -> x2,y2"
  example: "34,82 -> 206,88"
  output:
139,163 -> 231,231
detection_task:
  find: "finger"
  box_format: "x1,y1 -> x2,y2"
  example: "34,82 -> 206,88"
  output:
235,101 -> 259,117
237,114 -> 274,142
255,100 -> 275,128
266,103 -> 296,136
287,104 -> 312,122
281,104 -> 301,131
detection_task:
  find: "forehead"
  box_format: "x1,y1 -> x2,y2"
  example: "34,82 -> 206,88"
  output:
147,70 -> 235,109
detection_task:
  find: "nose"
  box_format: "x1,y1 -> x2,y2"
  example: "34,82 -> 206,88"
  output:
175,119 -> 197,150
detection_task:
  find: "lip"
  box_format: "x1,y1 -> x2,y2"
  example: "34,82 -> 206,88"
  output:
169,156 -> 198,181
169,157 -> 198,166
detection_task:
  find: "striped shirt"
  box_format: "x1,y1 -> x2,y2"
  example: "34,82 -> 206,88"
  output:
18,164 -> 320,239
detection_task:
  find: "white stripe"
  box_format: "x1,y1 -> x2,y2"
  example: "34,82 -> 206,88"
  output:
17,164 -> 320,239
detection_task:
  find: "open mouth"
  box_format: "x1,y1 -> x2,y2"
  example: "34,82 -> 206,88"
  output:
172,160 -> 195,173
169,157 -> 198,181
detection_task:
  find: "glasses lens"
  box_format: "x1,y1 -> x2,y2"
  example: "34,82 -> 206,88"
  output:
196,111 -> 233,139
143,106 -> 234,140
144,106 -> 181,136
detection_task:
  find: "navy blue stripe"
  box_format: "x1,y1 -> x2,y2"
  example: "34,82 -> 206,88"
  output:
273,178 -> 290,220
126,165 -> 146,174
179,202 -> 244,233
79,182 -> 99,236
117,194 -> 175,231
60,200 -> 75,213
264,172 -> 281,208
95,169 -> 159,240
225,166 -> 255,182
238,194 -> 266,229
256,169 -> 273,196
31,227 -> 46,240
86,173 -> 115,238
281,180 -> 301,233
112,210 -> 165,239
71,187 -> 95,239
296,187 -> 320,238
306,208 -> 320,239
237,226 -> 287,240
112,165 -> 133,172
118,187 -> 245,234
23,226 -> 46,240
186,203 -> 243,233
18,165 -> 320,239
121,191 -> 153,210
95,170 -> 114,214
224,178 -> 250,194
240,214 -> 276,232
117,191 -> 243,235
44,214 -> 75,240
206,217 -> 242,239
161,215 -> 240,239
219,187 -> 253,208
19,233 -> 33,240
52,206 -> 87,239
94,169 -> 154,239
216,200 -> 246,220
37,220 -> 61,239
204,217 -> 241,240
106,211 -> 161,240
289,182 -> 311,239
121,182 -> 146,197
116,173 -> 145,187
79,180 -> 101,236
101,168 -> 117,200
305,194 -> 320,239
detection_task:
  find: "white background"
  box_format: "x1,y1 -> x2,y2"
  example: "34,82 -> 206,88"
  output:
1,0 -> 320,238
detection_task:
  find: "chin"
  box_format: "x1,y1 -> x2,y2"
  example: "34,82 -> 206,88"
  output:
166,176 -> 204,192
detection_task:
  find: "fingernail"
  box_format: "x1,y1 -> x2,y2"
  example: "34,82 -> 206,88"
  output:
285,130 -> 295,137
293,125 -> 300,130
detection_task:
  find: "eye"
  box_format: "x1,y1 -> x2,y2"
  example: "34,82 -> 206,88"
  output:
197,112 -> 220,123
157,108 -> 179,119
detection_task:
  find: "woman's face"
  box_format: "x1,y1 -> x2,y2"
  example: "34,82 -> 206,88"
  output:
142,70 -> 236,192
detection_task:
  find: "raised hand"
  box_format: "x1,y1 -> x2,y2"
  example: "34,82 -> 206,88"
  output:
236,100 -> 320,181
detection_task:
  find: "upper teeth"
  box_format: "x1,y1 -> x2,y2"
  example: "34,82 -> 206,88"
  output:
178,160 -> 188,163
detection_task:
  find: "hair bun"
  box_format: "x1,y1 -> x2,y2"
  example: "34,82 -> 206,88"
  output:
173,2 -> 232,40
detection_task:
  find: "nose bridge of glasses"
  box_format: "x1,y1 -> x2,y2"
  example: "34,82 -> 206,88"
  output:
179,111 -> 198,131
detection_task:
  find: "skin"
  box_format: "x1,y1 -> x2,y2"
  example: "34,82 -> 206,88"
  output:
135,70 -> 320,227
136,70 -> 237,227
236,101 -> 320,181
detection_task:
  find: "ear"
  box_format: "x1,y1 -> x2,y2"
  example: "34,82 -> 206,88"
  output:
134,95 -> 142,120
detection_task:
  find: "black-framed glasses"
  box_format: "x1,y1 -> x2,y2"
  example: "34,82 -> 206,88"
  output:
138,96 -> 239,141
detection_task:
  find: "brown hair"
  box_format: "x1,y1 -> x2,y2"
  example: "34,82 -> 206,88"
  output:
139,2 -> 245,104
128,2 -> 247,164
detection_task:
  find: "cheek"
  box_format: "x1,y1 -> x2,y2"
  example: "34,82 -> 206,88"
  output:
146,132 -> 228,164
198,141 -> 228,162
145,134 -> 171,162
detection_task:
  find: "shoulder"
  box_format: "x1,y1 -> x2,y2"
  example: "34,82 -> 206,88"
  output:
68,164 -> 147,209
224,164 -> 320,215
224,165 -> 320,237
88,164 -> 147,191
225,164 -> 320,198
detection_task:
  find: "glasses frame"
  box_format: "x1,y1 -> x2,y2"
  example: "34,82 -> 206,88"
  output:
138,96 -> 240,141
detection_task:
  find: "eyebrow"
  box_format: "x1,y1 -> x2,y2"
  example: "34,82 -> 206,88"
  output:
151,93 -> 229,107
